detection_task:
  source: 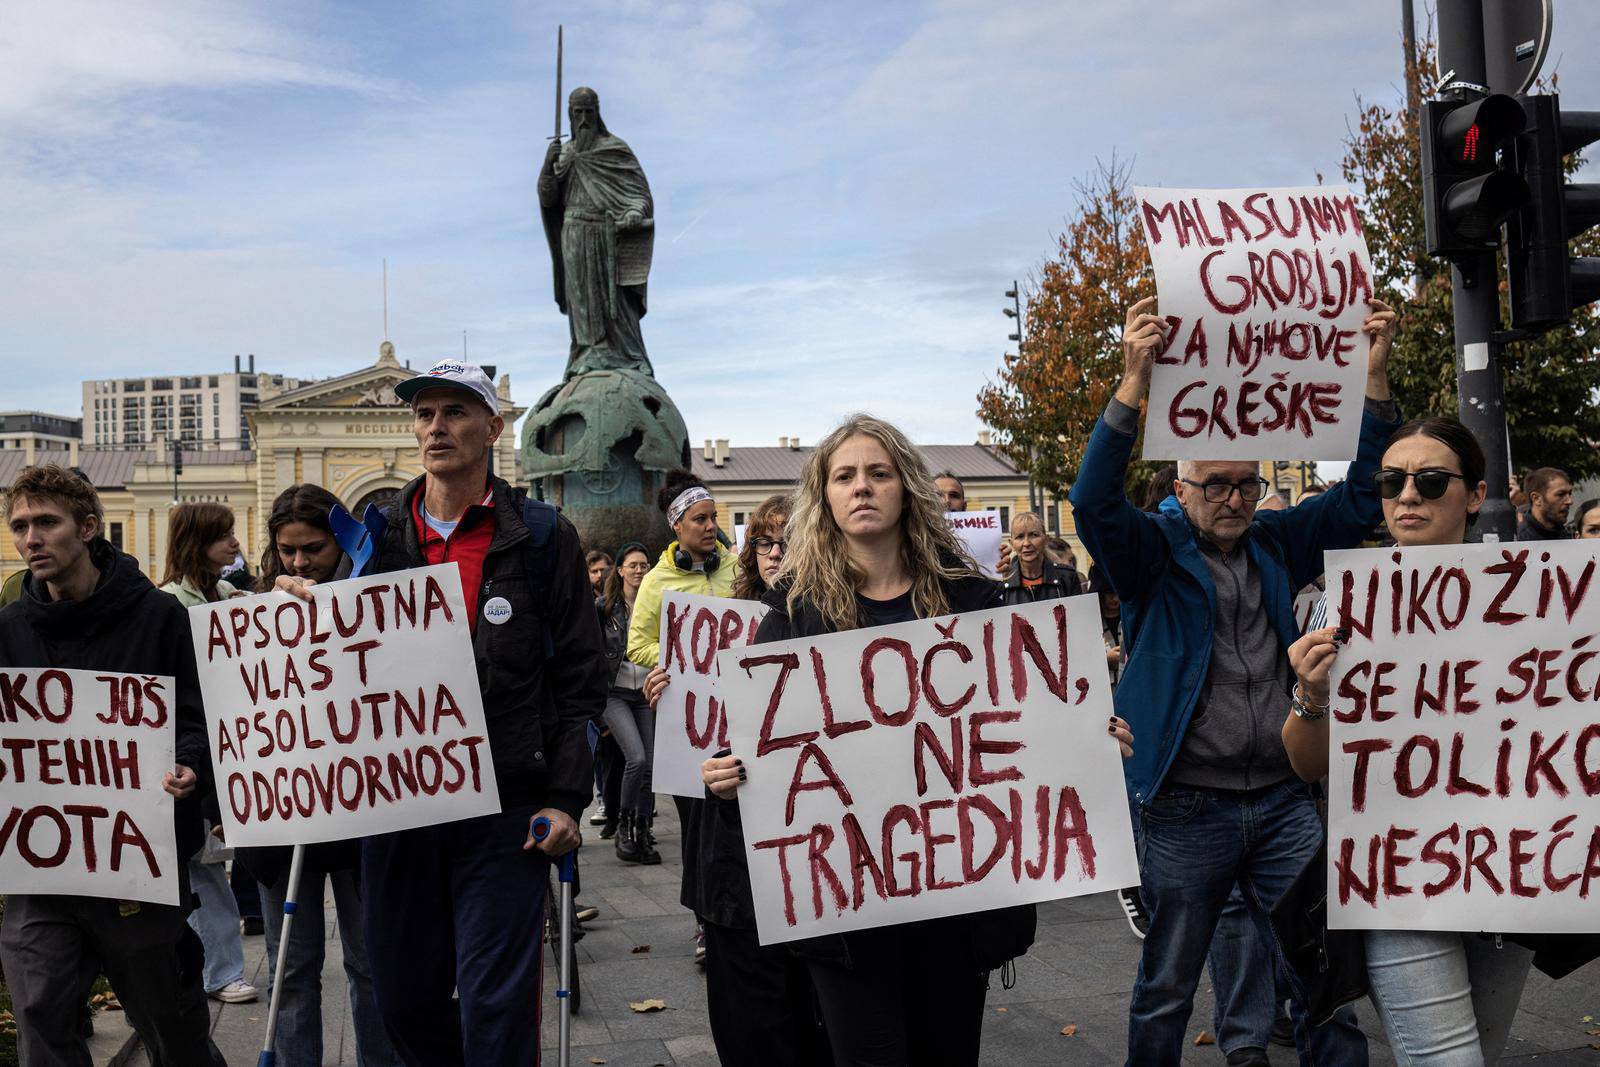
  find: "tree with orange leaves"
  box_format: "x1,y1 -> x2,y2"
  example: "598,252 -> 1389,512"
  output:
978,156 -> 1155,499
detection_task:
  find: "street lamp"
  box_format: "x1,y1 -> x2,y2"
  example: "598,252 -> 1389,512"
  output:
1002,280 -> 1039,517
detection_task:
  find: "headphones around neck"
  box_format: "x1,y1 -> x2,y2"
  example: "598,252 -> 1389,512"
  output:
673,544 -> 720,573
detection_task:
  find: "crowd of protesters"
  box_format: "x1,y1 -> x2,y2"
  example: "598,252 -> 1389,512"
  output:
3,291 -> 1598,1067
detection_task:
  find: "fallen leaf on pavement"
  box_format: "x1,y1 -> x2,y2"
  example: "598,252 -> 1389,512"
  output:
588,1059 -> 607,1064
631,944 -> 651,954
1060,1024 -> 1078,1036
629,998 -> 667,1013
1194,1031 -> 1216,1046
994,1007 -> 1008,1013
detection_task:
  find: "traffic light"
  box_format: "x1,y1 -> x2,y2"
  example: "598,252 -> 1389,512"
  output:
1505,94 -> 1600,330
173,444 -> 183,477
1421,94 -> 1531,259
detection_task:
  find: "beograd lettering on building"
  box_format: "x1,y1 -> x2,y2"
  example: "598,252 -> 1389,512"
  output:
190,564 -> 501,847
0,668 -> 179,904
1326,542 -> 1600,933
719,598 -> 1139,945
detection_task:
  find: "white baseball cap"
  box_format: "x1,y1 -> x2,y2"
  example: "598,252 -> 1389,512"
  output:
394,359 -> 499,412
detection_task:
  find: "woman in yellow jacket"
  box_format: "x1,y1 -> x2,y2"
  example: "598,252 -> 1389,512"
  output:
628,468 -> 737,965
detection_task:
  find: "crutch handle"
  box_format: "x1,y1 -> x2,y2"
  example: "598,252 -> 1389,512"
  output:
529,815 -> 577,883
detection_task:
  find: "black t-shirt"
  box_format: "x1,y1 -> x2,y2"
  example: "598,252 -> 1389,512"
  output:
856,588 -> 917,627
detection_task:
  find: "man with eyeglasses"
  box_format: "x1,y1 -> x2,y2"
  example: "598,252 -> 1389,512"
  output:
1070,295 -> 1401,1067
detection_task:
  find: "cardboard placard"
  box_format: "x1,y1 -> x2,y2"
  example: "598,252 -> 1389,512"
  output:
948,510 -> 1005,579
652,591 -> 770,797
720,597 -> 1139,944
0,669 -> 178,904
1325,542 -> 1600,932
1135,185 -> 1374,461
189,565 -> 500,847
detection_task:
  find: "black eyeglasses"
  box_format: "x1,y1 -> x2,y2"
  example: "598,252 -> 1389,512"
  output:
1180,477 -> 1270,504
1373,468 -> 1464,500
751,537 -> 787,557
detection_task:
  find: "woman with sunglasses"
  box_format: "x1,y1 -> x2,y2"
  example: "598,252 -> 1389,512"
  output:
1283,417 -> 1534,1065
598,541 -> 659,863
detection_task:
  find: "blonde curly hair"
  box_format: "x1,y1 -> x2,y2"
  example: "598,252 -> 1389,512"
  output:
783,414 -> 976,630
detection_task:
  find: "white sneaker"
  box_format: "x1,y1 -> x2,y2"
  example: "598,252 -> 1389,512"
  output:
588,804 -> 608,826
208,980 -> 259,1004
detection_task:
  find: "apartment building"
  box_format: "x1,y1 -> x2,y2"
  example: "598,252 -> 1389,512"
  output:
0,411 -> 81,451
82,354 -> 310,450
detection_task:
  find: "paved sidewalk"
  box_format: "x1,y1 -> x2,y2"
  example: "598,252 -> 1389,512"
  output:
104,800 -> 1600,1064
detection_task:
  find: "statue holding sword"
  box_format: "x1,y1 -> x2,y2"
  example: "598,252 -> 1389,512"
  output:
538,77 -> 656,379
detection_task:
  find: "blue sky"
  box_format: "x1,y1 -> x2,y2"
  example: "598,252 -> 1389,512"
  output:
3,0 -> 1598,450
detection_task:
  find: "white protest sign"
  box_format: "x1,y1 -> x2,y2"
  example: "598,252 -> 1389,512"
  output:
719,597 -> 1139,945
0,669 -> 177,904
653,590 -> 770,797
1326,541 -> 1600,932
1135,185 -> 1374,461
189,565 -> 501,847
1294,584 -> 1324,633
947,510 -> 1004,579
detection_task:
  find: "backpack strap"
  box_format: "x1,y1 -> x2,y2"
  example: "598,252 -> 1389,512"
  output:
514,489 -> 561,660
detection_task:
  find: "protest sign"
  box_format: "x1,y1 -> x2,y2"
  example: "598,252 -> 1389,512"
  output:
1294,584 -> 1324,633
653,590 -> 770,797
0,669 -> 177,904
189,565 -> 500,847
947,510 -> 1004,579
719,597 -> 1139,945
1135,186 -> 1374,461
1325,541 -> 1600,933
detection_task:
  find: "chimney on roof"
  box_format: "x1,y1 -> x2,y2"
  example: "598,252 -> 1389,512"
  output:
248,354 -> 255,373
713,438 -> 729,468
23,439 -> 34,465
790,435 -> 800,451
703,439 -> 713,460
977,430 -> 993,447
68,440 -> 79,466
778,436 -> 788,448
234,354 -> 240,373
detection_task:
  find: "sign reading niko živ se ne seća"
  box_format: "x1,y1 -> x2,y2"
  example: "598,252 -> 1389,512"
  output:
719,597 -> 1139,945
0,669 -> 178,904
1135,186 -> 1374,461
1326,541 -> 1600,933
188,565 -> 501,847
653,590 -> 770,798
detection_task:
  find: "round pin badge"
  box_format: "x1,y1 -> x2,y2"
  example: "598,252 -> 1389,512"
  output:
483,596 -> 514,626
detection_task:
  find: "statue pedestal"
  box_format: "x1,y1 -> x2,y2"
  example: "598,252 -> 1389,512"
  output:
520,367 -> 690,553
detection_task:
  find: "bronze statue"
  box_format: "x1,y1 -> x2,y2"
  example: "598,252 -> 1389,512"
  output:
538,87 -> 654,378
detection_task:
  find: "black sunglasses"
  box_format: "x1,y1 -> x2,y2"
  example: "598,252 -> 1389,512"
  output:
1373,468 -> 1464,500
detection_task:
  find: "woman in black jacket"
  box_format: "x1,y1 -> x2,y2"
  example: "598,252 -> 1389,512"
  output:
997,510 -> 1082,605
597,542 -> 659,864
699,416 -> 1134,1066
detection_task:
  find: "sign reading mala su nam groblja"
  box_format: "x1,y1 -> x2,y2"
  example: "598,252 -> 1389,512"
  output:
1134,185 -> 1375,461
188,564 -> 500,847
1325,541 -> 1600,933
718,597 -> 1139,945
652,590 -> 770,798
0,669 -> 177,905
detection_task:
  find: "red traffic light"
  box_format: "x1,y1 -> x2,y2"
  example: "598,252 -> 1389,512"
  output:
1438,95 -> 1527,162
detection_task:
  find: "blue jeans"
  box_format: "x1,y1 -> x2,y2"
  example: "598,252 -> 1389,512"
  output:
261,867 -> 402,1067
1207,886 -> 1278,1055
362,805 -> 551,1067
1364,929 -> 1532,1065
1127,779 -> 1368,1066
186,857 -> 244,993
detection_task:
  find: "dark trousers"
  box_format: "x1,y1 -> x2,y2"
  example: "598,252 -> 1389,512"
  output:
0,893 -> 228,1067
804,917 -> 987,1067
600,732 -> 624,817
230,860 -> 262,922
703,921 -> 832,1067
362,805 -> 550,1067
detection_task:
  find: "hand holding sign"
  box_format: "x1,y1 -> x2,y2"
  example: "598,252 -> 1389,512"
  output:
1114,295 -> 1169,407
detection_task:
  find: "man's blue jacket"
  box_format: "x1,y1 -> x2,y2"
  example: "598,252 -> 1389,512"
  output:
1067,401 -> 1400,807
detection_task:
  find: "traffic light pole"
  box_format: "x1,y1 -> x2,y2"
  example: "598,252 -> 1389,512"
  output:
1438,0 -> 1517,543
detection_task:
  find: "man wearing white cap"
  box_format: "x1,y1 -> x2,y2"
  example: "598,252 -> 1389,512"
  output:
277,357 -> 608,1066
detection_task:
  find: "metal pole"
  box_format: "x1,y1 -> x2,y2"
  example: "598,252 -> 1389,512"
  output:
1436,0 -> 1516,543
257,843 -> 306,1066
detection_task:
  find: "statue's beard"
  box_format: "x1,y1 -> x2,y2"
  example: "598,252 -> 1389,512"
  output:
572,124 -> 599,153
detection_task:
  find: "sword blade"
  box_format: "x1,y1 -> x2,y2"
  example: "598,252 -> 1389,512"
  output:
554,24 -> 563,141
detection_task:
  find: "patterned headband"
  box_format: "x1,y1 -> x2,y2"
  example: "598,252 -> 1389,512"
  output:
667,486 -> 713,526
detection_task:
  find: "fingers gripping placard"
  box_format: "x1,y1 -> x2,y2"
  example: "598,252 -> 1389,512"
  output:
188,565 -> 501,847
653,591 -> 770,798
1135,186 -> 1374,461
1326,542 -> 1600,933
719,597 -> 1139,945
0,669 -> 178,904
